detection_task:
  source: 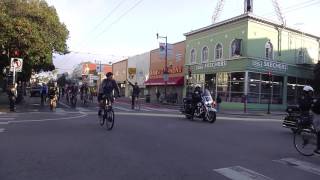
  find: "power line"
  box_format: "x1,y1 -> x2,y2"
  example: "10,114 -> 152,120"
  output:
77,0 -> 128,47
82,0 -> 144,48
261,0 -> 319,17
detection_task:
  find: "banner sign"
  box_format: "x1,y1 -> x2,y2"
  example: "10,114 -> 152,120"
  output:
252,60 -> 288,72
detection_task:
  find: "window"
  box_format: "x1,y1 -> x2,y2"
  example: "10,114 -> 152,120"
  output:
231,39 -> 242,56
298,49 -> 305,63
202,47 -> 208,63
190,49 -> 196,64
215,43 -> 223,60
265,41 -> 273,60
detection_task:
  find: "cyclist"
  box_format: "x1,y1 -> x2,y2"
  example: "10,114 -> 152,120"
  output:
298,85 -> 320,154
48,80 -> 59,104
80,82 -> 89,101
98,72 -> 120,116
128,81 -> 140,109
40,83 -> 48,105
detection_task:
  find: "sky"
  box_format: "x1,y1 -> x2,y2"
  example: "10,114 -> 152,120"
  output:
46,0 -> 320,74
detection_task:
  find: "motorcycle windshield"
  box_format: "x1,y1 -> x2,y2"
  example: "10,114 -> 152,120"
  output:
202,89 -> 213,102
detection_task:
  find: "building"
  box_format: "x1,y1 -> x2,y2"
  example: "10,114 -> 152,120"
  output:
112,59 -> 128,96
145,41 -> 185,103
127,52 -> 150,98
184,13 -> 319,110
72,62 -> 112,87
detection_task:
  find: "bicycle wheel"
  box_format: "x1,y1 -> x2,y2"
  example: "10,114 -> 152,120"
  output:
99,110 -> 105,126
294,129 -> 317,156
105,109 -> 114,130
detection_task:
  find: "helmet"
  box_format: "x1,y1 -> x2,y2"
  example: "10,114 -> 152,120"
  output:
195,84 -> 201,88
303,85 -> 314,92
106,72 -> 113,77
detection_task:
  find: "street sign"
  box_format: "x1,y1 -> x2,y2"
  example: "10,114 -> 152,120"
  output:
163,73 -> 169,81
10,58 -> 23,72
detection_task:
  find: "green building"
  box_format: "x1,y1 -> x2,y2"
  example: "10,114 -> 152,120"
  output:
184,13 -> 320,111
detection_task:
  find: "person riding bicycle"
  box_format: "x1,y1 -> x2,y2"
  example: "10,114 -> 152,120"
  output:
80,82 -> 89,100
40,83 -> 48,105
48,80 -> 59,101
98,72 -> 120,116
298,85 -> 320,154
128,81 -> 140,109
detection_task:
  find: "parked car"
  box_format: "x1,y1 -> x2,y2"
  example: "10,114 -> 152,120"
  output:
30,84 -> 42,97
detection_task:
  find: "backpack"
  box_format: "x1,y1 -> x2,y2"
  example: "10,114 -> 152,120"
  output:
103,79 -> 114,94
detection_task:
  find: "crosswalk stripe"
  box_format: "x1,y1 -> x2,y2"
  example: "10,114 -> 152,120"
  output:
274,158 -> 320,176
76,107 -> 91,112
0,128 -> 5,133
113,106 -> 134,112
0,117 -> 15,121
0,121 -> 9,125
214,166 -> 273,180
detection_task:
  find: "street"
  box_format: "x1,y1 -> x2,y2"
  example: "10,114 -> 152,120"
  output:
0,97 -> 320,180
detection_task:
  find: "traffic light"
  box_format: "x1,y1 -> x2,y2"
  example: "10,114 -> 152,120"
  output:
188,68 -> 192,78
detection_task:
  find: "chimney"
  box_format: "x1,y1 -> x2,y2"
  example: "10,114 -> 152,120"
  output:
244,0 -> 253,13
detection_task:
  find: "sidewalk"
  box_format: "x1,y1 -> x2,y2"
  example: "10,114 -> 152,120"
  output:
117,97 -> 287,118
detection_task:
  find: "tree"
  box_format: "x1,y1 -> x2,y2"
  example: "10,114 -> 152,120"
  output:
0,0 -> 69,81
313,61 -> 320,95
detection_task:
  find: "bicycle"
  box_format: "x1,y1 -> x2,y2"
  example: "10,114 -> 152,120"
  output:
293,115 -> 319,156
99,97 -> 115,130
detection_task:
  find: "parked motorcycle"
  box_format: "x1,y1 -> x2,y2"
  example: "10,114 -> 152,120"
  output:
181,89 -> 217,123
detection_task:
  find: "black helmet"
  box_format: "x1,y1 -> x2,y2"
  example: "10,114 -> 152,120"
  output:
106,72 -> 113,77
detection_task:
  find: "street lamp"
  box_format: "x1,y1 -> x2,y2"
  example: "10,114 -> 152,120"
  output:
156,33 -> 168,99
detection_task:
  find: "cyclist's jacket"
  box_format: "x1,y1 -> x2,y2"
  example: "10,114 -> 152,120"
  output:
101,79 -> 120,96
298,94 -> 313,112
48,86 -> 58,96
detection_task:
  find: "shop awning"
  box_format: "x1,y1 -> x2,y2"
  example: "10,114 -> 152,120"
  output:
144,77 -> 184,86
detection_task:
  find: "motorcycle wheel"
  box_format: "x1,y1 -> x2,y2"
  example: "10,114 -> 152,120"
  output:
207,111 -> 216,123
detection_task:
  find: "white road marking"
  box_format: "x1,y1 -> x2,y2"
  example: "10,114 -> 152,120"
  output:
9,112 -> 87,124
0,121 -> 9,125
58,101 -> 71,108
113,106 -> 134,112
0,112 -> 7,115
274,158 -> 320,176
214,166 -> 273,180
0,128 -> 5,133
0,117 -> 15,121
142,106 -> 179,112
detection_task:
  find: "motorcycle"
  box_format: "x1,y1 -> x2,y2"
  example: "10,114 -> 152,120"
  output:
181,89 -> 217,123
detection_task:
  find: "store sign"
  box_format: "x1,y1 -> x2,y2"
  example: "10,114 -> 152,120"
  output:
252,60 -> 288,72
193,60 -> 227,71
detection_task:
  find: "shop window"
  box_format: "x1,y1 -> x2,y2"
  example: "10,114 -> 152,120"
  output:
298,49 -> 305,63
215,43 -> 223,60
265,41 -> 273,60
202,46 -> 208,63
231,39 -> 242,57
190,49 -> 196,64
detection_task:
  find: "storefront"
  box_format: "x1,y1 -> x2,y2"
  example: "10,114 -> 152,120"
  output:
112,59 -> 127,97
184,13 -> 319,110
145,41 -> 185,103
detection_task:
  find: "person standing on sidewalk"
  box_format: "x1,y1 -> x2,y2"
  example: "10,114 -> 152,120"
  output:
216,95 -> 222,112
128,81 -> 140,109
7,83 -> 17,112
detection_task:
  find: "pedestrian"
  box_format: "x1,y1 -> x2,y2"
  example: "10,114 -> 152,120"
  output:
7,83 -> 17,112
128,81 -> 140,109
216,95 -> 222,112
312,97 -> 320,154
156,90 -> 161,103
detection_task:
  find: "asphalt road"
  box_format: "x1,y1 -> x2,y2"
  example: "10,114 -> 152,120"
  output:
0,97 -> 320,180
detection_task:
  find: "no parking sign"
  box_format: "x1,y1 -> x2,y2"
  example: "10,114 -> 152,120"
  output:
10,58 -> 23,72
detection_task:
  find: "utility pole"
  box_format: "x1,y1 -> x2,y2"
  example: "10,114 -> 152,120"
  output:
156,33 -> 168,99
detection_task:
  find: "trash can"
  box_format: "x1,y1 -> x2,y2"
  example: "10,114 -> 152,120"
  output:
145,94 -> 150,103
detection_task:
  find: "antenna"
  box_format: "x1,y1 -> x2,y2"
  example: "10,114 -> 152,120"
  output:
272,0 -> 286,26
212,0 -> 225,24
